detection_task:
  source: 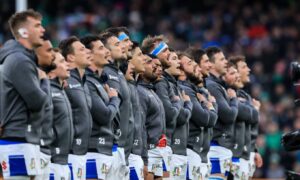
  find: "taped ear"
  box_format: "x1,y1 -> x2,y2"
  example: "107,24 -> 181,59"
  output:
18,28 -> 29,38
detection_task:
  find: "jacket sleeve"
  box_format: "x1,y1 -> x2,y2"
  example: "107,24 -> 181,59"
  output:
176,100 -> 193,126
87,81 -> 121,126
184,87 -> 210,127
249,107 -> 259,125
207,109 -> 218,128
155,80 -> 182,125
138,88 -> 148,166
207,84 -> 238,124
40,78 -> 51,95
10,55 -> 48,111
207,101 -> 218,127
236,101 -> 253,122
40,79 -> 54,146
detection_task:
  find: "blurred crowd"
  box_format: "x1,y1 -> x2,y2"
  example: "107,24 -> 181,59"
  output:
1,0 -> 300,178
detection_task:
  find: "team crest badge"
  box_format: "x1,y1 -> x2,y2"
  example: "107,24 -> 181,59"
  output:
77,168 -> 82,178
173,167 -> 181,176
241,172 -> 247,180
140,168 -> 144,178
230,163 -> 240,177
30,158 -> 35,169
101,163 -> 109,174
40,158 -> 48,169
167,156 -> 171,167
152,163 -> 161,172
192,166 -> 200,177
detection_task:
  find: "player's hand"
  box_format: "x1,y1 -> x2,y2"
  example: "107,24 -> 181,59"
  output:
255,152 -> 263,168
208,95 -> 216,103
37,68 -> 47,80
196,93 -> 206,102
252,98 -> 261,111
206,102 -> 215,110
172,95 -> 180,101
227,88 -> 237,98
104,84 -> 118,98
182,91 -> 190,102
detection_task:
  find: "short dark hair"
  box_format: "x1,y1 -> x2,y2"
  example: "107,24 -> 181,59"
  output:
228,55 -> 246,67
185,47 -> 206,64
8,9 -> 42,38
80,35 -> 101,50
98,32 -> 116,46
105,26 -> 130,37
177,51 -> 191,60
169,47 -> 175,52
205,46 -> 222,62
131,41 -> 140,54
53,48 -> 60,53
132,41 -> 139,50
227,61 -> 236,69
58,36 -> 80,58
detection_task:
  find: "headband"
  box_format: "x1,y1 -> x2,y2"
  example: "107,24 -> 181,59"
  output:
118,32 -> 129,41
150,42 -> 168,56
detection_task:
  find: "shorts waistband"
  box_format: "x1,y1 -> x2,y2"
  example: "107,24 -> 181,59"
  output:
0,139 -> 26,145
112,144 -> 118,152
232,157 -> 240,162
210,140 -> 219,146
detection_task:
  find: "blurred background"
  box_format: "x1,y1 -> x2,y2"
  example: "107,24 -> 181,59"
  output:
1,0 -> 300,178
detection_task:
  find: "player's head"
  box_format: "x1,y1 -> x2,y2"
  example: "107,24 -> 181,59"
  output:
166,50 -> 181,77
99,32 -> 126,62
178,51 -> 201,84
105,27 -> 133,59
35,40 -> 56,72
185,47 -> 211,77
223,62 -> 239,88
130,41 -> 146,73
228,55 -> 250,85
205,46 -> 228,76
178,52 -> 196,79
59,36 -> 92,69
142,55 -> 158,82
141,35 -> 171,69
9,9 -> 45,48
152,57 -> 163,81
119,60 -> 135,81
81,35 -> 111,68
48,48 -> 70,80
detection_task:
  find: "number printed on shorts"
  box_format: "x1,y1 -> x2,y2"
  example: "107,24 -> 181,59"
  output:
174,139 -> 180,145
134,139 -> 139,146
76,139 -> 82,145
196,137 -> 200,142
98,137 -> 105,144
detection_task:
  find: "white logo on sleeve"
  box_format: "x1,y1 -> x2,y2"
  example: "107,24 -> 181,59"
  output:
108,75 -> 119,81
51,92 -> 62,97
69,84 -> 81,88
